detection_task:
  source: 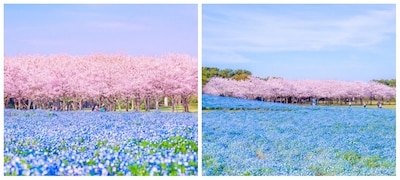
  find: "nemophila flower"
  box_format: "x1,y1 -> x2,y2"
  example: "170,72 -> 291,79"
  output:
4,109 -> 198,176
202,94 -> 395,176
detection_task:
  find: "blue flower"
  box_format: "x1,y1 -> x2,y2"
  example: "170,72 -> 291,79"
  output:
202,94 -> 395,176
4,109 -> 198,176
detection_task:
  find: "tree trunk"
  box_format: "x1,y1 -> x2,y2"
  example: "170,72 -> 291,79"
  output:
125,98 -> 129,112
171,96 -> 176,112
164,97 -> 168,107
144,97 -> 150,112
177,96 -> 182,106
16,99 -> 20,110
118,100 -> 122,111
5,98 -> 10,108
71,102 -> 75,111
136,99 -> 141,111
155,97 -> 159,110
132,98 -> 140,111
26,99 -> 32,110
79,100 -> 83,110
182,95 -> 190,112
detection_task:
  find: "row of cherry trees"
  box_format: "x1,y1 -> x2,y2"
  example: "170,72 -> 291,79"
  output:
203,76 -> 396,105
4,54 -> 197,112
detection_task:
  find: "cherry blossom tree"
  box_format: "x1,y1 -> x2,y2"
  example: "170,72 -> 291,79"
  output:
203,76 -> 396,105
4,54 -> 197,112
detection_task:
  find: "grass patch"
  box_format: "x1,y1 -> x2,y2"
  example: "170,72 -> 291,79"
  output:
203,154 -> 216,167
361,155 -> 395,168
342,151 -> 362,165
4,156 -> 12,163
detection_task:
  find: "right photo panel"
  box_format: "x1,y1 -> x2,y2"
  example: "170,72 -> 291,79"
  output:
202,4 -> 396,176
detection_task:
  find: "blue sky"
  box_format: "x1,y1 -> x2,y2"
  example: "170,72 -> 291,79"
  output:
5,4 -> 197,57
202,4 -> 396,81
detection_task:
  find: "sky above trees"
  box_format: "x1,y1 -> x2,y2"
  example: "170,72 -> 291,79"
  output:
202,4 -> 396,81
4,4 -> 198,57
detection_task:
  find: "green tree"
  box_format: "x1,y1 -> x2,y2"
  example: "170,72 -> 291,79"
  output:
202,67 -> 254,86
373,79 -> 396,87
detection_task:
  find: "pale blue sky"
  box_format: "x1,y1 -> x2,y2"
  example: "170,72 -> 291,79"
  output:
5,4 -> 198,57
203,4 -> 396,81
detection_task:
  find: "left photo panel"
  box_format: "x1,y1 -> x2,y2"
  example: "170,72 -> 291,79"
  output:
4,4 -> 198,176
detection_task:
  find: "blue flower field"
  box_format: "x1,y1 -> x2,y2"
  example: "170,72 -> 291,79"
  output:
4,109 -> 198,176
202,94 -> 395,176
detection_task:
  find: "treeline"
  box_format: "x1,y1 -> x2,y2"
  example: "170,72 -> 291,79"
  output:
5,54 -> 197,112
202,67 -> 396,105
202,67 -> 252,86
203,76 -> 396,105
373,79 -> 396,87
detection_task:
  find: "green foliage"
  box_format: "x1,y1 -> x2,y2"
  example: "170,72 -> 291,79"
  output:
5,170 -> 18,176
96,139 -> 108,148
94,150 -> 100,158
188,160 -> 198,168
107,165 -> 113,175
113,144 -> 120,152
12,148 -> 30,156
78,147 -> 87,153
203,154 -> 216,167
160,163 -> 167,170
373,79 -> 396,87
256,168 -> 274,175
232,73 -> 250,81
361,155 -> 395,168
62,159 -> 69,166
202,66 -> 253,86
4,156 -> 12,163
86,159 -> 97,166
169,162 -> 180,176
309,165 -> 330,176
343,151 -> 362,165
243,171 -> 251,176
128,164 -> 149,176
139,136 -> 198,155
139,141 -> 151,148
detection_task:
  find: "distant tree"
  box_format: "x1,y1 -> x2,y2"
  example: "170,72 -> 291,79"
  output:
218,69 -> 234,78
233,69 -> 252,76
232,74 -> 250,81
202,66 -> 253,86
373,79 -> 396,87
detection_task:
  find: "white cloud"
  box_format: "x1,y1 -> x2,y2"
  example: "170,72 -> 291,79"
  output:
203,6 -> 395,52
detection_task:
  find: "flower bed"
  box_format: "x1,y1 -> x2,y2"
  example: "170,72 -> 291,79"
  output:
4,109 -> 198,176
202,94 -> 395,176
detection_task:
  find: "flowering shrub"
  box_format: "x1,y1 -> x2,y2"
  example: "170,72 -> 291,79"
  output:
202,94 -> 395,176
4,109 -> 198,176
